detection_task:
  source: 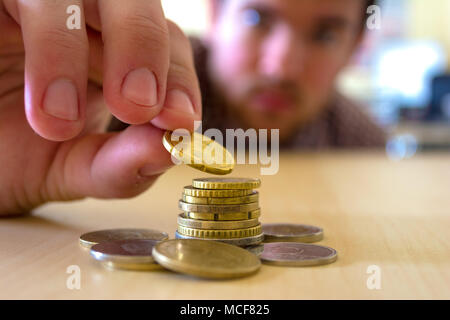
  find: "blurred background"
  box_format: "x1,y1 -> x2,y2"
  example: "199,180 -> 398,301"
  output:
161,0 -> 450,159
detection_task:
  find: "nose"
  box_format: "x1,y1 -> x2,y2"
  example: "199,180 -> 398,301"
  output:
259,26 -> 304,81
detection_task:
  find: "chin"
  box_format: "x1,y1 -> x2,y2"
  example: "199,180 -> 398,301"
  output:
244,119 -> 290,132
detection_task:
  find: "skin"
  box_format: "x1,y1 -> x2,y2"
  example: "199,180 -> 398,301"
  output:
207,0 -> 366,142
0,0 -> 202,215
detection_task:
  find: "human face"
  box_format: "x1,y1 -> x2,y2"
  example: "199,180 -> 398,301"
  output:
208,0 -> 365,140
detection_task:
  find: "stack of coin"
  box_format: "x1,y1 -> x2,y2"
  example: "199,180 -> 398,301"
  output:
175,178 -> 265,249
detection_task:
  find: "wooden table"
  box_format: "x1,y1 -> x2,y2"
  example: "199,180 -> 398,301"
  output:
1,152 -> 449,299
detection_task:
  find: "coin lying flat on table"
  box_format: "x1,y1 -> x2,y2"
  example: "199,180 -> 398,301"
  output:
192,178 -> 261,190
179,201 -> 259,214
175,231 -> 264,247
260,242 -> 337,267
183,186 -> 253,198
177,224 -> 262,239
262,223 -> 324,243
244,244 -> 265,257
90,239 -> 162,271
162,131 -> 234,175
152,239 -> 261,279
177,214 -> 260,230
79,228 -> 169,248
184,209 -> 261,221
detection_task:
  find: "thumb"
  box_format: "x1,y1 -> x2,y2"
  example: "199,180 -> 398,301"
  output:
46,123 -> 174,201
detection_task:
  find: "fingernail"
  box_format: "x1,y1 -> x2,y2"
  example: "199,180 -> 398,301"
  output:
43,78 -> 79,121
138,163 -> 168,178
165,89 -> 195,114
122,68 -> 157,107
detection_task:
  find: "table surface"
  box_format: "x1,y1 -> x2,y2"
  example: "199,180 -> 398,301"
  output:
1,152 -> 450,300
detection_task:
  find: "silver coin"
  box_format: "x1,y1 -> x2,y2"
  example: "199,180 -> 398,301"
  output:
90,239 -> 163,270
260,242 -> 337,267
179,201 -> 259,214
79,228 -> 169,248
262,223 -> 324,243
175,231 -> 264,247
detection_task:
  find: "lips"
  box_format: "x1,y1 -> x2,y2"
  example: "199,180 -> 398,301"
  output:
249,90 -> 294,113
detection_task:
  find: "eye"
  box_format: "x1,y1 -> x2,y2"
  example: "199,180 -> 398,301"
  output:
242,8 -> 261,27
313,28 -> 339,45
241,8 -> 272,29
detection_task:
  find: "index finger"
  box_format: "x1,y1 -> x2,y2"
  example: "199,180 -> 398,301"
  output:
98,0 -> 169,124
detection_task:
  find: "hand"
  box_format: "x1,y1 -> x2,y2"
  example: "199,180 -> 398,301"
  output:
0,0 -> 201,215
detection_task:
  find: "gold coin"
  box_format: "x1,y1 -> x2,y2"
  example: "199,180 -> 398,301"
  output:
177,224 -> 262,239
184,209 -> 261,221
183,186 -> 253,198
152,239 -> 261,279
182,192 -> 258,205
79,228 -> 169,248
90,239 -> 162,271
175,231 -> 265,247
162,131 -> 234,175
179,200 -> 259,213
177,214 -> 260,229
244,244 -> 265,257
192,178 -> 261,190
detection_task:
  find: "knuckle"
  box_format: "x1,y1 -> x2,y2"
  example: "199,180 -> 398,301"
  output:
169,60 -> 196,82
167,20 -> 187,41
38,27 -> 86,52
167,19 -> 191,50
168,61 -> 200,97
122,14 -> 169,49
169,42 -> 196,77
